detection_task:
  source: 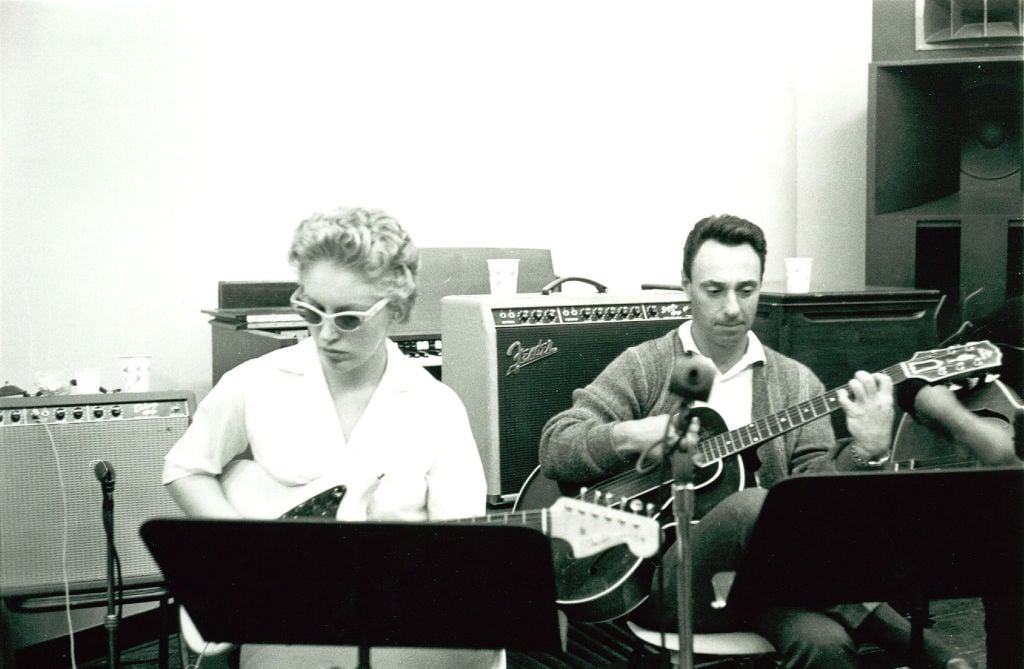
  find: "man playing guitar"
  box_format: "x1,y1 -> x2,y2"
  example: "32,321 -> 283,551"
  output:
538,214 -> 972,668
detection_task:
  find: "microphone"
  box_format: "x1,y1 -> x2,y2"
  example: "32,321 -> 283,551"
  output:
94,460 -> 116,484
669,353 -> 715,402
668,354 -> 715,433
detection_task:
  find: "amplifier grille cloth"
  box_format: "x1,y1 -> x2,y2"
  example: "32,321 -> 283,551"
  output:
0,415 -> 186,594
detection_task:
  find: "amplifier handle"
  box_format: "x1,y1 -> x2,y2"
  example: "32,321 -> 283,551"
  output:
540,276 -> 608,295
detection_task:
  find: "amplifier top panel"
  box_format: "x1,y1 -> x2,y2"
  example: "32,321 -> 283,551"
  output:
0,391 -> 194,425
442,291 -> 691,328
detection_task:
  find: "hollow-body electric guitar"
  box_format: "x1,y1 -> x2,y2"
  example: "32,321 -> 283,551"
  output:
892,376 -> 1023,470
180,458 -> 662,655
514,341 -> 1003,622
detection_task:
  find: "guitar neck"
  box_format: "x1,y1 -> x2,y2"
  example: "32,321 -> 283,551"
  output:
698,361 -> 911,465
452,508 -> 551,534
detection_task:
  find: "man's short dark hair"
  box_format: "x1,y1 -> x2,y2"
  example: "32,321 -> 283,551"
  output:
682,214 -> 767,281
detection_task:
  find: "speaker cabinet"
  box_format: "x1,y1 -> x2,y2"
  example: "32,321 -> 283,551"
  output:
866,34 -> 1023,334
873,0 -> 1024,62
0,391 -> 192,596
442,293 -> 690,505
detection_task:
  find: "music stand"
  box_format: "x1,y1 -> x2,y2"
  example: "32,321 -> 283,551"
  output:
140,519 -> 562,665
724,467 -> 1024,668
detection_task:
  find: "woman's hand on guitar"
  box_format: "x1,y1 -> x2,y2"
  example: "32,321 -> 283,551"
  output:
838,371 -> 895,460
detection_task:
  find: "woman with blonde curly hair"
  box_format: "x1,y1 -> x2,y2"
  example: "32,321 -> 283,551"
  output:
163,207 -> 497,668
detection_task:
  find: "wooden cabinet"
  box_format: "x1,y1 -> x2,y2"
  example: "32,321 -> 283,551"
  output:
752,285 -> 943,438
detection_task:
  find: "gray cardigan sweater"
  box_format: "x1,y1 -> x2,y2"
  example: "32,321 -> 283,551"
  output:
539,330 -> 866,487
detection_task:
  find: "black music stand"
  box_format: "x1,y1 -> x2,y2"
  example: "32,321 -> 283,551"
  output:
140,519 -> 562,665
723,467 -> 1024,668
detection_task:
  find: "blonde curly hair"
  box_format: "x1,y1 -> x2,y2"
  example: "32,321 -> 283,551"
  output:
288,207 -> 420,323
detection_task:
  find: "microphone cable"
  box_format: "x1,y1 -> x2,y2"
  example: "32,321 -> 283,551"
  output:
37,417 -> 78,669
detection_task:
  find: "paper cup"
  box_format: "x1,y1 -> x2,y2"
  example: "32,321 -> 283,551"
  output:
120,355 -> 151,392
784,257 -> 813,293
487,259 -> 520,295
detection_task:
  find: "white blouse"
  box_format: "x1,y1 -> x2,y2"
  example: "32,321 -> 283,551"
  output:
163,338 -> 487,521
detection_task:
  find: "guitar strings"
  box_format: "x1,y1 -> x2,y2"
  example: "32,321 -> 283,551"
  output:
551,346 -> 991,517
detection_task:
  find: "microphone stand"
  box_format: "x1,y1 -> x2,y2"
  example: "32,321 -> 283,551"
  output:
656,352 -> 715,669
96,465 -> 120,669
665,408 -> 696,669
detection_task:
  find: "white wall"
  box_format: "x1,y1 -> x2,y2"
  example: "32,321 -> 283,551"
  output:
1,1 -> 869,399
1,0 -> 871,649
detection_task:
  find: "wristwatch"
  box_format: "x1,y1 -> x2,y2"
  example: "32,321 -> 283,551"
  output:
850,444 -> 890,468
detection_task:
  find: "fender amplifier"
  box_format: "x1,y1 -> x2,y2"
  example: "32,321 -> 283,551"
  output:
0,391 -> 193,596
442,292 -> 690,505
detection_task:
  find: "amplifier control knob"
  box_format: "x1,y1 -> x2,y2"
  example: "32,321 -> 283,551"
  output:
646,305 -> 659,317
615,306 -> 628,319
93,408 -> 104,419
630,305 -> 643,318
9,411 -> 20,423
593,307 -> 605,319
72,407 -> 84,420
543,309 -> 557,322
517,310 -> 530,323
580,308 -> 592,319
55,408 -> 66,420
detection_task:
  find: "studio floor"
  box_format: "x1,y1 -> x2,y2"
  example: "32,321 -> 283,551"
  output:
16,597 -> 988,669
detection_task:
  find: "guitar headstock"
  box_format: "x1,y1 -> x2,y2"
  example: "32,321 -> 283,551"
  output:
903,341 -> 1003,384
547,497 -> 661,559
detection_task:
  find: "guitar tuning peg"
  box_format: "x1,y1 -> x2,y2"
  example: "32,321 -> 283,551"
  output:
645,502 -> 656,517
629,498 -> 643,514
578,486 -> 589,499
984,373 -> 1001,384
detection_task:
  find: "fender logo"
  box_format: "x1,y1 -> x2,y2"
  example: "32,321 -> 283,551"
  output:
505,339 -> 559,375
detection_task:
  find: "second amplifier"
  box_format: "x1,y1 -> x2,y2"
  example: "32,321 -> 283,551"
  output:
442,291 -> 690,505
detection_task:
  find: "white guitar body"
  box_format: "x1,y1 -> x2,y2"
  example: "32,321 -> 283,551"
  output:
180,459 -> 362,657
178,459 -> 662,656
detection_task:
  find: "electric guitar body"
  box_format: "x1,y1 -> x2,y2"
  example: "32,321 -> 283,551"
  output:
179,460 -> 663,654
893,378 -> 1023,471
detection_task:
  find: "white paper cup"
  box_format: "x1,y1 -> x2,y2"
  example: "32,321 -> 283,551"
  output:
487,259 -> 520,295
784,257 -> 813,293
120,355 -> 151,392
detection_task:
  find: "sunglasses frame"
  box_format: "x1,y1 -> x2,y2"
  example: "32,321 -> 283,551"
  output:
289,291 -> 391,331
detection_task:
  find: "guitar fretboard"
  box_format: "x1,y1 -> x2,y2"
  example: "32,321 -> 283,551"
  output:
697,362 -> 909,465
698,341 -> 999,465
454,508 -> 550,534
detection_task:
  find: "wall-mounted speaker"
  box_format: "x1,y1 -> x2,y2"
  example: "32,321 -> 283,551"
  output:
867,54 -> 1023,332
873,0 -> 1024,62
0,391 -> 192,596
961,78 -> 1022,184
